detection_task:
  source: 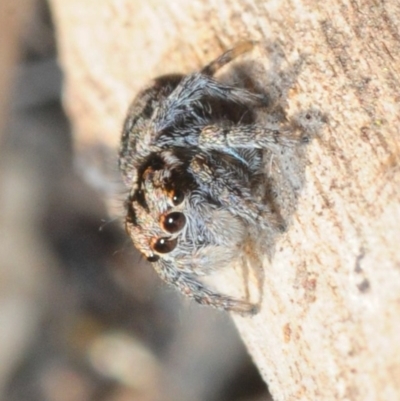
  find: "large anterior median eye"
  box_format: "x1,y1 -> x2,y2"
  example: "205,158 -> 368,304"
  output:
152,237 -> 178,254
161,212 -> 186,233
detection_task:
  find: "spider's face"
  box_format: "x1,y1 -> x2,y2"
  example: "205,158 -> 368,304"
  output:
125,161 -> 188,260
125,156 -> 248,274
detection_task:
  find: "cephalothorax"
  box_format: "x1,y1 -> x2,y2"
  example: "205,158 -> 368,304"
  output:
119,42 -> 307,314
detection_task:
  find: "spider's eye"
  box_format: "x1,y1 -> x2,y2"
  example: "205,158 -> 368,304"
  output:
161,212 -> 186,233
152,237 -> 178,254
147,254 -> 160,263
171,189 -> 184,206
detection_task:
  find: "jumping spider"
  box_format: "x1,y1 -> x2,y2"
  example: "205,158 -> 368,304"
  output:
119,42 -> 308,314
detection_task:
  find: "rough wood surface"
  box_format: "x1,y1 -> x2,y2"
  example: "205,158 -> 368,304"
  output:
49,1 -> 400,400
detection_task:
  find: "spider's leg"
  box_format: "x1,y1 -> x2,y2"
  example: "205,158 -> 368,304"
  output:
199,123 -> 309,153
201,41 -> 256,76
189,154 -> 284,230
190,154 -> 259,217
153,73 -> 267,132
154,259 -> 258,315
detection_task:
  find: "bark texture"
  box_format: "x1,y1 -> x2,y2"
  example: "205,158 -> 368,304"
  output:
49,0 -> 400,400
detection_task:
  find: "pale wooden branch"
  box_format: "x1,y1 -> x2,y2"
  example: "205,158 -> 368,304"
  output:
49,1 -> 400,400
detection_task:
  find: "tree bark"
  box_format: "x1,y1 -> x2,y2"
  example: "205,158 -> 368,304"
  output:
49,0 -> 400,400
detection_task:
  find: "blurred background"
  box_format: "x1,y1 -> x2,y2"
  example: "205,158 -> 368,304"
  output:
0,1 -> 270,400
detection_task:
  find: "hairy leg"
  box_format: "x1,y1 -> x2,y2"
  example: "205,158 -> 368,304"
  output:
201,41 -> 256,76
199,123 -> 309,153
154,259 -> 258,314
153,73 -> 268,131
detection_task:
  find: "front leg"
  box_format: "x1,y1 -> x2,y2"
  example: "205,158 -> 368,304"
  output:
189,154 -> 285,231
154,259 -> 258,315
189,154 -> 263,224
199,123 -> 309,153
